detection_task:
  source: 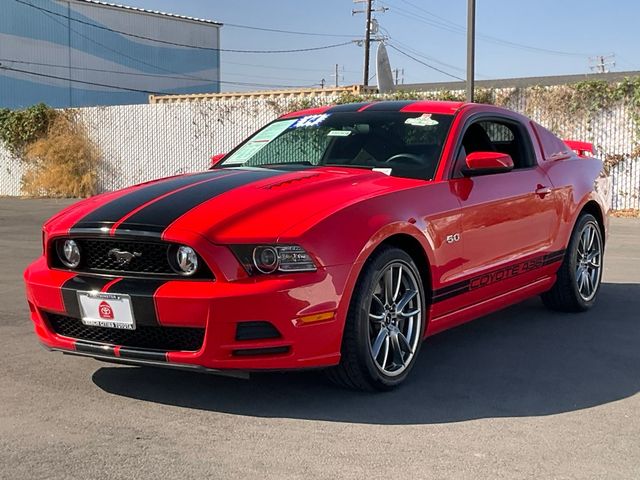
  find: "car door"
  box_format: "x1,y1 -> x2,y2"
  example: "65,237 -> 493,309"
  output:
445,115 -> 560,309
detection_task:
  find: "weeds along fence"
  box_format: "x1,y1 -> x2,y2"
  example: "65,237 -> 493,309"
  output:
0,88 -> 639,210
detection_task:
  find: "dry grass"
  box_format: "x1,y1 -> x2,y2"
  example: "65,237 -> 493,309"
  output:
610,209 -> 640,218
21,113 -> 100,198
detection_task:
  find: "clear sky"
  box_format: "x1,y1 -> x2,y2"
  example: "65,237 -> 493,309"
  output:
121,0 -> 638,91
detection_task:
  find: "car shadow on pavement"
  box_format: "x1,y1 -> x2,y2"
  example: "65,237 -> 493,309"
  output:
92,282 -> 639,425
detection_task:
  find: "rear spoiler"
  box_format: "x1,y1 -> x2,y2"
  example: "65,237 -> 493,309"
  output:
564,140 -> 594,157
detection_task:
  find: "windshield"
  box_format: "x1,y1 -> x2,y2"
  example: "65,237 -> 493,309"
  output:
219,111 -> 454,180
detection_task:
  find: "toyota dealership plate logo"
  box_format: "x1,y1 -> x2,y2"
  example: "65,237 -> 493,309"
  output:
98,301 -> 114,320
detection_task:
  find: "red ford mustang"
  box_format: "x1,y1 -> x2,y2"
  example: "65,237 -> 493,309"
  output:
24,100 -> 609,390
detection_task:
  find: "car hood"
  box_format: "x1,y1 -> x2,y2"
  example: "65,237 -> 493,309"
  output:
47,167 -> 423,243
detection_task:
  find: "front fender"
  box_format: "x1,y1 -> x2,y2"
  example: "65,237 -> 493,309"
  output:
335,221 -> 434,331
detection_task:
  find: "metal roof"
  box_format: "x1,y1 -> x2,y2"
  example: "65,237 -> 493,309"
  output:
69,0 -> 223,25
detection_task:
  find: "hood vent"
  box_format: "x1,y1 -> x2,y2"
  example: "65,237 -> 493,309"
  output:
262,173 -> 320,190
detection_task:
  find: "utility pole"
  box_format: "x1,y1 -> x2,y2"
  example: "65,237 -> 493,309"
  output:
589,54 -> 615,74
330,64 -> 344,87
393,68 -> 404,85
353,0 -> 387,87
363,0 -> 373,86
466,0 -> 476,102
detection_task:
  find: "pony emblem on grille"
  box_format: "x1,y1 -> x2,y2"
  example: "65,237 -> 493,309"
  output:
108,248 -> 142,265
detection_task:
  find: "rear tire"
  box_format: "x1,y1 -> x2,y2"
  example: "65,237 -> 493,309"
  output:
542,213 -> 603,312
326,246 -> 426,391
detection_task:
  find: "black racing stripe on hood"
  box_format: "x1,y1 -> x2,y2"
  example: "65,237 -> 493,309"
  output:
115,168 -> 284,234
326,102 -> 372,112
71,170 -> 229,230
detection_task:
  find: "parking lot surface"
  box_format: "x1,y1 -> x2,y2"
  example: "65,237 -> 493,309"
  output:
1,198 -> 638,479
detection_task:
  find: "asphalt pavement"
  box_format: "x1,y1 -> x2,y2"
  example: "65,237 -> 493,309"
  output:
1,198 -> 638,479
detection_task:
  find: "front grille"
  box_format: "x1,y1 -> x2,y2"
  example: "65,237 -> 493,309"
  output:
47,314 -> 205,351
79,238 -> 173,274
51,238 -> 213,278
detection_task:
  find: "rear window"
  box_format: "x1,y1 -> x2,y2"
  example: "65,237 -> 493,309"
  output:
532,122 -> 571,160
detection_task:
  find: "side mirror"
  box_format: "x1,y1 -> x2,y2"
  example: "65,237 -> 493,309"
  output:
462,151 -> 514,176
210,153 -> 226,168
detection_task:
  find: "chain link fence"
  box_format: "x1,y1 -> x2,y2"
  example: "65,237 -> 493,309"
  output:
0,91 -> 638,209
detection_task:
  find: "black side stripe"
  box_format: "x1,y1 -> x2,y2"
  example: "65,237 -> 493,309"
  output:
70,170 -> 228,232
432,281 -> 470,303
543,251 -> 566,264
115,168 -> 283,234
61,276 -> 113,318
104,278 -> 166,327
432,250 -> 566,303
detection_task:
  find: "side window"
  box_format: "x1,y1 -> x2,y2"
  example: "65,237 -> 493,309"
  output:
480,121 -> 514,143
454,118 -> 534,176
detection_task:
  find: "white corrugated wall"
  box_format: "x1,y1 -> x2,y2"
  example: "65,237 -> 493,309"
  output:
0,92 -> 638,209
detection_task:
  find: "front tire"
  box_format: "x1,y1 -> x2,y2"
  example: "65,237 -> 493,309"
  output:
542,213 -> 604,312
326,246 -> 426,391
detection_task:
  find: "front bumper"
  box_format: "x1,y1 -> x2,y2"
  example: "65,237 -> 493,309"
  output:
24,256 -> 352,371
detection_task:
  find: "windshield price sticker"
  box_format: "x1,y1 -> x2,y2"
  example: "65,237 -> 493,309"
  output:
253,119 -> 296,142
291,114 -> 330,129
405,113 -> 439,127
225,119 -> 296,163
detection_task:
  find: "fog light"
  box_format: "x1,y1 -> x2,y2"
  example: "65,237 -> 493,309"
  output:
59,239 -> 81,268
176,245 -> 198,275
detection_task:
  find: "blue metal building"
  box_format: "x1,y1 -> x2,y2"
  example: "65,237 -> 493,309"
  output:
0,0 -> 221,108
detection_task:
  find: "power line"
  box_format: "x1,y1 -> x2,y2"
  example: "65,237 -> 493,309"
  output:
223,22 -> 358,38
14,0 -> 352,54
1,58 -> 315,86
224,59 -> 360,75
0,58 -> 211,81
387,44 -> 465,81
353,0 -> 389,86
0,65 -> 161,94
215,41 -> 354,55
0,63 -> 312,91
35,6 -> 216,83
23,1 -> 333,86
589,54 -> 616,74
388,38 -> 467,74
384,0 -> 592,57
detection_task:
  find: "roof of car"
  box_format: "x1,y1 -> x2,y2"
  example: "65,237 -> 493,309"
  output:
280,100 -> 468,119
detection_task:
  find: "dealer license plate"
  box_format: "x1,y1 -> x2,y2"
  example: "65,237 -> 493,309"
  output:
77,292 -> 135,330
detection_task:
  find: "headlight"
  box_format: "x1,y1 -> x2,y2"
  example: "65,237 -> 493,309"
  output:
173,245 -> 198,276
274,245 -> 316,272
58,239 -> 81,268
253,246 -> 279,274
231,244 -> 317,275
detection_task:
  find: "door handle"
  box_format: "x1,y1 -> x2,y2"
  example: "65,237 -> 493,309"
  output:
535,184 -> 552,197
